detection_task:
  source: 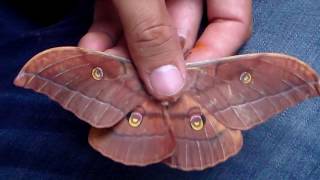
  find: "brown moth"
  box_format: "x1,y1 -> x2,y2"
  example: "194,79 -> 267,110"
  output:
14,47 -> 320,171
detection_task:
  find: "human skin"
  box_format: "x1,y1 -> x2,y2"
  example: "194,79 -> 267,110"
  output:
78,0 -> 252,100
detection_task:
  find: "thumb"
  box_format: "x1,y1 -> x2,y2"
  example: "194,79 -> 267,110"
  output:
113,0 -> 185,101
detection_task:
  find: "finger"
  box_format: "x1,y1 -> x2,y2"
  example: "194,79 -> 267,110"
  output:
166,0 -> 203,53
78,0 -> 122,51
113,0 -> 185,101
104,37 -> 130,60
187,0 -> 252,61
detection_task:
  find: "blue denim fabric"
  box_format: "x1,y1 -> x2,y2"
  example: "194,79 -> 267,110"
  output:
1,0 -> 320,179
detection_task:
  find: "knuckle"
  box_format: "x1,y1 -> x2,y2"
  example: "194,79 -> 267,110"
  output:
133,20 -> 175,48
130,20 -> 179,60
128,18 -> 182,65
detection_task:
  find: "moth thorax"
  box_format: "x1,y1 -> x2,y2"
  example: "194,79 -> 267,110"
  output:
161,101 -> 169,106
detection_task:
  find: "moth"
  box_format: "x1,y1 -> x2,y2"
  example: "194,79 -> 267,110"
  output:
14,47 -> 320,171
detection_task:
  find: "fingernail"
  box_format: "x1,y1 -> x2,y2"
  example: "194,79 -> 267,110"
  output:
150,65 -> 184,96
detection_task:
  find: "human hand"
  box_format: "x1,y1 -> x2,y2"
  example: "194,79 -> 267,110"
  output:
78,0 -> 251,100
186,0 -> 252,61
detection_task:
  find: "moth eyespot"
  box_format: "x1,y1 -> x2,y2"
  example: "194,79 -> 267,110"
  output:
190,114 -> 205,131
240,72 -> 252,84
128,112 -> 143,128
92,67 -> 104,80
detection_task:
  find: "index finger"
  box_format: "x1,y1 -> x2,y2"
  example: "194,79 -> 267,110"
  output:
113,0 -> 186,100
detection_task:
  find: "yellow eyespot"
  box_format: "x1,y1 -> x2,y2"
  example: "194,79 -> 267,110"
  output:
190,115 -> 205,131
92,67 -> 104,80
240,72 -> 252,84
128,112 -> 143,128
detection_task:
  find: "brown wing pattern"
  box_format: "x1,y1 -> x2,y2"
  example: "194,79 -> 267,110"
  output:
186,54 -> 320,130
163,95 -> 243,171
88,100 -> 176,166
14,47 -> 320,171
14,47 -> 148,128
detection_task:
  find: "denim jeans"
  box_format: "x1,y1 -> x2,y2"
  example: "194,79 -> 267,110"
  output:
0,0 -> 319,179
